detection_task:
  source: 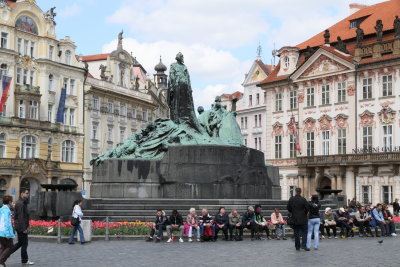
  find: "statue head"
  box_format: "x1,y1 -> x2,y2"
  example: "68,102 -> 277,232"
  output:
175,52 -> 184,64
215,96 -> 221,103
337,36 -> 342,42
197,106 -> 204,114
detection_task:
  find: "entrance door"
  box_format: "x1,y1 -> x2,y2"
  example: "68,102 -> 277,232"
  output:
20,177 -> 40,212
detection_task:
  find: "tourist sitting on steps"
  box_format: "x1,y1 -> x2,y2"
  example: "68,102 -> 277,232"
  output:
382,205 -> 397,237
372,204 -> 386,237
199,208 -> 215,242
335,207 -> 352,238
214,207 -> 229,241
166,209 -> 184,243
252,205 -> 270,240
187,208 -> 200,242
146,209 -> 167,243
271,208 -> 286,240
228,209 -> 243,241
323,208 -> 337,239
242,206 -> 255,239
354,206 -> 372,237
343,206 -> 355,237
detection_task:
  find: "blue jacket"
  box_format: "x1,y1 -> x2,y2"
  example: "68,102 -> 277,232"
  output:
0,205 -> 15,238
372,208 -> 384,222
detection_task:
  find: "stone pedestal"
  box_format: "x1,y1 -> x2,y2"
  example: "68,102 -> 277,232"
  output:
91,145 -> 280,199
77,220 -> 92,242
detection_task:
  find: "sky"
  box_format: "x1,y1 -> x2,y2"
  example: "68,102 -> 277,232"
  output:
37,0 -> 384,109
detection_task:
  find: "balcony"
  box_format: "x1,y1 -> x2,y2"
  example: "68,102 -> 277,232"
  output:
240,129 -> 248,135
0,117 -> 80,134
297,152 -> 400,167
252,127 -> 263,134
0,158 -> 60,170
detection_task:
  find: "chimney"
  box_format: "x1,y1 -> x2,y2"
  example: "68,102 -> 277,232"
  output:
349,3 -> 368,15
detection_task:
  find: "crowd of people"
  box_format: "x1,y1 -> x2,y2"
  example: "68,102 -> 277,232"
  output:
146,188 -> 399,250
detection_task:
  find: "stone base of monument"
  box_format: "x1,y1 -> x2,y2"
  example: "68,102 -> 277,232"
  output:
91,145 -> 280,199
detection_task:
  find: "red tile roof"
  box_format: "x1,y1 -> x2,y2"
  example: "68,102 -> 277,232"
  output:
82,53 -> 110,62
221,91 -> 243,100
297,0 -> 400,49
255,60 -> 272,75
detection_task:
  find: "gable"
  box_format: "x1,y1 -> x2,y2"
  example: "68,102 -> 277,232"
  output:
243,62 -> 268,85
299,54 -> 348,79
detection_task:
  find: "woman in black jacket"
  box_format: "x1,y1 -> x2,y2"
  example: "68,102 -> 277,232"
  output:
307,195 -> 321,250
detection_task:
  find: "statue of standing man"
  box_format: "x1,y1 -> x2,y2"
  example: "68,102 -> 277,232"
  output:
168,52 -> 202,132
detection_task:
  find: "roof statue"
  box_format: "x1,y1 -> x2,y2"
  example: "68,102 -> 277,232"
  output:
118,30 -> 123,50
323,29 -> 330,44
394,16 -> 400,38
356,24 -> 364,48
90,53 -> 243,165
335,36 -> 349,54
375,19 -> 383,42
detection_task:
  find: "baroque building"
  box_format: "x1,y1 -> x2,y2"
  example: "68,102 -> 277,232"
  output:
82,33 -> 168,195
0,0 -> 85,209
258,0 -> 400,205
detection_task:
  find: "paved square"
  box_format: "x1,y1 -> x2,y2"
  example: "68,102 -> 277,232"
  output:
5,238 -> 400,267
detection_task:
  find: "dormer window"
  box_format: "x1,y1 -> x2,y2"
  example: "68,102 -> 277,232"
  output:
284,57 -> 290,68
349,16 -> 368,29
65,50 -> 71,65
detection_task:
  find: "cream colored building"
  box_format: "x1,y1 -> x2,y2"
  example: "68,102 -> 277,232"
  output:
259,1 -> 400,205
82,34 -> 168,196
0,0 -> 85,208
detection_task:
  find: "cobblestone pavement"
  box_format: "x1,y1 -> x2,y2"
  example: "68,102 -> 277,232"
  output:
5,237 -> 400,267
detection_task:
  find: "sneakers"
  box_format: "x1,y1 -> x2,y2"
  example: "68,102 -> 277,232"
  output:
334,236 -> 338,239
276,237 -> 280,240
391,233 -> 397,237
23,261 -> 35,265
167,238 -> 173,243
146,237 -> 153,242
196,238 -> 200,242
188,238 -> 193,242
179,238 -> 184,243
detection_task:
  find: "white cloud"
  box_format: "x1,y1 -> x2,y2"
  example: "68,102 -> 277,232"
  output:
59,4 -> 81,19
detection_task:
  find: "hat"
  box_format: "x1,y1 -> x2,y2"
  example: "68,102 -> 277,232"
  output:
248,206 -> 254,211
339,207 -> 345,212
325,207 -> 331,212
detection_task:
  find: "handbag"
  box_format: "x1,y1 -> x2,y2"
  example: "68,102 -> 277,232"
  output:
71,217 -> 80,227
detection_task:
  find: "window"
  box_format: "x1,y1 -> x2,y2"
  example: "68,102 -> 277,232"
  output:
48,105 -> 52,122
321,85 -> 330,105
322,130 -> 330,155
337,82 -> 346,103
29,70 -> 34,87
69,79 -> 75,95
30,41 -> 35,57
337,128 -> 346,154
258,137 -> 261,151
254,138 -> 257,150
17,68 -> 22,84
108,101 -> 114,114
275,135 -> 282,159
258,114 -> 262,127
48,75 -> 53,91
21,135 -> 36,159
256,93 -> 260,105
362,78 -> 372,99
143,110 -> 148,121
0,32 -> 8,48
120,128 -> 125,143
249,95 -> 252,106
18,100 -> 25,118
289,186 -> 296,198
263,92 -> 266,104
307,132 -> 314,157
23,69 -> 28,85
69,109 -> 75,126
63,78 -> 68,90
65,50 -> 71,64
0,64 -> 6,80
362,186 -> 372,204
275,93 -> 282,111
131,106 -> 136,118
244,117 -> 248,129
382,75 -> 392,97
284,57 -> 290,68
363,126 -> 372,151
24,40 -> 29,56
382,186 -> 393,205
29,101 -> 38,119
383,125 -> 392,151
49,45 -> 54,60
289,91 -> 297,110
0,133 -> 5,158
93,97 -> 99,110
240,117 -> 244,129
92,123 -> 98,140
289,134 -> 296,158
120,104 -> 126,116
254,115 -> 257,127
107,127 -> 113,142
244,139 -> 247,146
61,140 -> 75,163
17,38 -> 22,53
306,87 -> 314,107
63,109 -> 67,125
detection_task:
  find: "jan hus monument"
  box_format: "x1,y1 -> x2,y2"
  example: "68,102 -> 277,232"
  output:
90,53 -> 280,199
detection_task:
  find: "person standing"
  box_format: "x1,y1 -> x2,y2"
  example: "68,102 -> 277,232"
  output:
10,189 -> 34,265
0,195 -> 15,267
307,195 -> 321,250
68,200 -> 86,245
287,188 -> 310,251
392,199 -> 400,217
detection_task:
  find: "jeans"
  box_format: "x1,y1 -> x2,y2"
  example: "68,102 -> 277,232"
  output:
214,225 -> 228,239
188,226 -> 200,238
375,221 -> 386,236
307,218 -> 320,249
150,225 -> 166,239
293,224 -> 308,250
355,220 -> 372,235
384,221 -> 395,235
337,220 -> 352,236
275,224 -> 286,237
166,225 -> 184,238
10,231 -> 28,263
0,237 -> 13,264
200,225 -> 215,237
68,225 -> 85,244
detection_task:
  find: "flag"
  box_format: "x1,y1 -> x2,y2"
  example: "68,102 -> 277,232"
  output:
289,115 -> 301,153
56,88 -> 67,123
0,76 -> 12,113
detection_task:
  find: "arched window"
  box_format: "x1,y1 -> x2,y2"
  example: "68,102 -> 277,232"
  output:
0,133 -> 6,158
62,140 -> 74,163
48,74 -> 53,91
21,135 -> 36,159
0,64 -> 7,80
65,50 -> 71,65
15,16 -> 38,35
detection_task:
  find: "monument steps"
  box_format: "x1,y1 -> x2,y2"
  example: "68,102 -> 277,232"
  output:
84,198 -> 338,222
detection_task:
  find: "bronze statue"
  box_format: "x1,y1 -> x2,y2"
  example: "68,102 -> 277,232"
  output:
304,46 -> 315,59
118,30 -> 123,50
375,20 -> 383,42
356,25 -> 364,47
324,29 -> 330,44
335,36 -> 348,54
167,52 -> 202,132
394,16 -> 400,38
